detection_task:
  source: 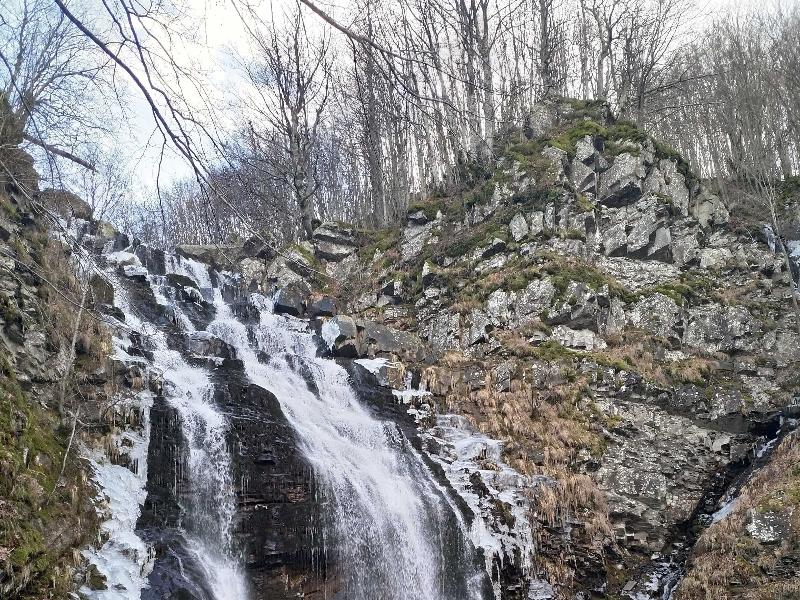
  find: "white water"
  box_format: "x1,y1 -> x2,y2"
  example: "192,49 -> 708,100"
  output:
84,241 -> 494,599
82,249 -> 247,600
208,288 -> 487,600
149,257 -> 247,600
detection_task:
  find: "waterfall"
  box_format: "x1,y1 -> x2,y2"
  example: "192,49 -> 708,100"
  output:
85,249 -> 248,600
208,287 -> 490,600
85,240 -> 493,599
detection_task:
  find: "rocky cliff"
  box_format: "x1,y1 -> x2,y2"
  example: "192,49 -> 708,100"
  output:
2,99 -> 799,600
225,100 -> 800,598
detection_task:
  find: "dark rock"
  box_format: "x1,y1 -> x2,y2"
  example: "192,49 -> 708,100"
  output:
133,244 -> 166,275
243,236 -> 277,260
308,295 -> 338,318
89,274 -> 114,305
273,287 -> 306,317
165,273 -> 197,290
39,188 -> 93,220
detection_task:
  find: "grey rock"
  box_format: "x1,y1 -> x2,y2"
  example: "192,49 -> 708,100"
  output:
746,509 -> 792,544
529,211 -> 545,237
598,153 -> 646,206
691,188 -> 729,229
273,286 -> 306,317
308,296 -> 338,318
684,304 -> 761,353
509,213 -> 529,242
627,293 -> 681,339
551,325 -> 607,350
514,278 -> 556,325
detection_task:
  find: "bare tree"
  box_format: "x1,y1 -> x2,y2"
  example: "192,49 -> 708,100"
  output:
241,3 -> 331,239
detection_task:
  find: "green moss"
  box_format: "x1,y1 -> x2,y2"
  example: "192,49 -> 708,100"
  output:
542,254 -> 636,302
576,194 -> 595,213
638,274 -> 716,305
0,350 -> 96,596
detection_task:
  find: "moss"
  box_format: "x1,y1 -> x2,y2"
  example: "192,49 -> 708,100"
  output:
576,194 -> 595,213
541,254 -> 635,303
638,273 -> 716,305
0,348 -> 97,597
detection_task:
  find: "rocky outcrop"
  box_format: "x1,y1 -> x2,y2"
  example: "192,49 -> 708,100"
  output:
243,102 -> 800,599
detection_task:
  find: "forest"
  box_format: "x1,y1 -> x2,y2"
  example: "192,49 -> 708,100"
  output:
2,0 -> 798,247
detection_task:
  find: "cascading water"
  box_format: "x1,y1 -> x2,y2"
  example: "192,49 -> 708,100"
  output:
86,249 -> 248,600
207,285 -> 491,599
86,239 -> 501,599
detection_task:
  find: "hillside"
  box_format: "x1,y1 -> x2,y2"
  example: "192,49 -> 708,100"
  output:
1,99 -> 798,600
220,99 -> 800,598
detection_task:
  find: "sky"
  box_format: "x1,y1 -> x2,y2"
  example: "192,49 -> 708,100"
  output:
2,0 -> 772,204
122,0 -> 767,194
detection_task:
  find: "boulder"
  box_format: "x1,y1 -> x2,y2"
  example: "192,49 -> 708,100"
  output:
308,295 -> 338,318
175,244 -> 239,269
745,509 -> 792,544
360,322 -> 423,360
626,293 -> 681,340
273,286 -> 306,317
321,315 -> 360,357
598,153 -> 646,206
551,325 -> 606,350
514,278 -> 555,325
684,304 -> 761,353
134,244 -> 166,275
691,188 -> 729,229
570,135 -> 598,193
312,222 -> 358,261
509,213 -> 529,242
185,331 -> 236,359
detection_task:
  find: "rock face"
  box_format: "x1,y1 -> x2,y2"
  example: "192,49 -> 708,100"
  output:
248,101 -> 799,599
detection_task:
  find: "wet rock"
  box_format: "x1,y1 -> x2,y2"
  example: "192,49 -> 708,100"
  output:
134,244 -> 166,275
165,273 -> 198,290
185,331 -> 235,359
175,244 -> 239,269
273,286 -> 307,317
308,295 -> 338,318
321,315 -> 360,357
121,264 -> 149,283
86,564 -> 108,591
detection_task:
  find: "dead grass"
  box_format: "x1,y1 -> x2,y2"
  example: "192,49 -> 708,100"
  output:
422,356 -> 613,585
675,431 -> 800,599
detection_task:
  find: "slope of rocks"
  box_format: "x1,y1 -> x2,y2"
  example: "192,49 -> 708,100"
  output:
231,100 -> 800,598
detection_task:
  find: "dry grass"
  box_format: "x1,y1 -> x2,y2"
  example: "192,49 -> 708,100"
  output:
675,431 -> 800,599
422,356 -> 613,584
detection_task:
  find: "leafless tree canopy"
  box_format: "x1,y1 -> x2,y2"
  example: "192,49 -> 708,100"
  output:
1,0 -> 798,250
